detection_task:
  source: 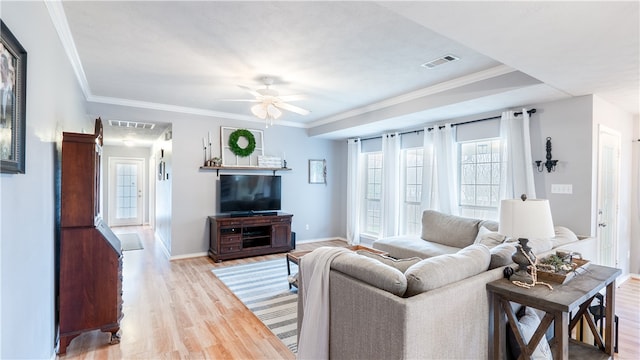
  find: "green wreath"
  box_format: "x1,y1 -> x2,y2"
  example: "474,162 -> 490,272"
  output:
228,129 -> 256,157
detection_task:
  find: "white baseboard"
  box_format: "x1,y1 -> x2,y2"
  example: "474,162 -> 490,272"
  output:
170,252 -> 209,261
295,237 -> 347,245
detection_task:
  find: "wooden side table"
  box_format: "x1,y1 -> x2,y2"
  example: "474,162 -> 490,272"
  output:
286,250 -> 310,289
487,264 -> 620,360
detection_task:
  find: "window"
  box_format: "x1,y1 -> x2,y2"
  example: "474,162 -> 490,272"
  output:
459,139 -> 501,220
402,148 -> 423,235
363,152 -> 382,236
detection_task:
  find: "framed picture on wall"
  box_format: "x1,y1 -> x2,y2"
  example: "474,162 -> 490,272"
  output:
0,20 -> 27,174
309,159 -> 326,184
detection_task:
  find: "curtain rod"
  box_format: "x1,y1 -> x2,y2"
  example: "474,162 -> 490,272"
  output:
355,108 -> 537,142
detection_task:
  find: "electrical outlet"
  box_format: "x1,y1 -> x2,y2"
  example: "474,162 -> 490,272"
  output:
551,184 -> 573,194
305,224 -> 310,230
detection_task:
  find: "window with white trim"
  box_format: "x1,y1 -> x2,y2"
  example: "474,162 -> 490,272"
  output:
363,152 -> 383,236
459,139 -> 502,220
402,148 -> 423,235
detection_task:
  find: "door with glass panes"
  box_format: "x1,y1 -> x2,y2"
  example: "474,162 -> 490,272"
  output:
109,158 -> 144,226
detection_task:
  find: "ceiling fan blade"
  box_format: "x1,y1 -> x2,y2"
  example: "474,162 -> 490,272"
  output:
238,85 -> 262,98
277,94 -> 306,102
274,102 -> 310,116
217,99 -> 261,102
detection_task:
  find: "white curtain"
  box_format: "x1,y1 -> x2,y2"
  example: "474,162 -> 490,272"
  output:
499,109 -> 536,200
381,133 -> 401,237
346,138 -> 361,244
421,124 -> 458,215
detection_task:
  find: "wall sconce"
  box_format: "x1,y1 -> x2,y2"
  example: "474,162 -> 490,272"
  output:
535,137 -> 559,172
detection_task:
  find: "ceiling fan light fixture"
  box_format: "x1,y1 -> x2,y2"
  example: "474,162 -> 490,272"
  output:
251,103 -> 267,119
267,104 -> 282,119
251,102 -> 282,127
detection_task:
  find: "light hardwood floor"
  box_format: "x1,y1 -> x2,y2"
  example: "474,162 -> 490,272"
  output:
58,226 -> 639,359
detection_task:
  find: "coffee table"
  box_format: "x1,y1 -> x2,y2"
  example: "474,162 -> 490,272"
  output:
286,245 -> 388,289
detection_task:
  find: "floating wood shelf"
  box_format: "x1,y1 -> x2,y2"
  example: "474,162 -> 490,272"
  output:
199,166 -> 292,176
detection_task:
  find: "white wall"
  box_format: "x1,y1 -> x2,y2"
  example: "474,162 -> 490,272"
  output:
526,95 -> 635,277
154,134 -> 172,253
592,95 -> 636,276
0,2 -> 89,358
167,117 -> 345,257
530,96 -> 594,235
631,116 -> 640,275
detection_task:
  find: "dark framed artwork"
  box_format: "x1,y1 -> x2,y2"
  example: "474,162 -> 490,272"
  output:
0,20 -> 27,174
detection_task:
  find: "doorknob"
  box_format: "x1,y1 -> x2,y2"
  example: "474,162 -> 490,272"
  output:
598,223 -> 607,228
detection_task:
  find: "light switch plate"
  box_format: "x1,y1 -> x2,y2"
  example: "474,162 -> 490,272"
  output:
551,184 -> 573,194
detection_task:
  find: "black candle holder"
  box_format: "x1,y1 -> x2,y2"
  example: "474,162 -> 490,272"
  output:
535,137 -> 559,172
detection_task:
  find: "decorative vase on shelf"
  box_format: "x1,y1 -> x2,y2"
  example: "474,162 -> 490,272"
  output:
510,238 -> 536,284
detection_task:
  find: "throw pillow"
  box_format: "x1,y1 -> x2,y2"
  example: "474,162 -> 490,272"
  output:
507,306 -> 553,360
404,244 -> 490,297
355,250 -> 422,273
331,251 -> 408,296
421,210 -> 481,248
489,243 -> 517,269
550,226 -> 579,248
474,225 -> 507,248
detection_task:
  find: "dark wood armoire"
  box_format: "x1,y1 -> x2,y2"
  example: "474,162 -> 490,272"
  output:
57,118 -> 123,355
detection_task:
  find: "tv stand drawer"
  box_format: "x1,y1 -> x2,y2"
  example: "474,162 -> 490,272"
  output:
220,244 -> 242,253
220,235 -> 241,245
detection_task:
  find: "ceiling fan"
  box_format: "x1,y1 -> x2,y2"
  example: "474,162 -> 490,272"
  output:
226,77 -> 310,127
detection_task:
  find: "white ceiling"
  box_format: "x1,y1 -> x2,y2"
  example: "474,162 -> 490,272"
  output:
52,1 -> 639,144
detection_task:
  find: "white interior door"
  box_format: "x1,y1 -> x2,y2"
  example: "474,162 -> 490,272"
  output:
596,126 -> 621,267
109,158 -> 144,227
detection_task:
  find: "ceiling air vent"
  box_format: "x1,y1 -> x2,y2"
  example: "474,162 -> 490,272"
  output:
421,54 -> 460,69
108,120 -> 156,130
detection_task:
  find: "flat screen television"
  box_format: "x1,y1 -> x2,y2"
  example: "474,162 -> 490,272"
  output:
219,174 -> 282,215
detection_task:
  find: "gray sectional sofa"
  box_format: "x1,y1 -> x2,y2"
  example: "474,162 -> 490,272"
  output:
297,210 -> 598,359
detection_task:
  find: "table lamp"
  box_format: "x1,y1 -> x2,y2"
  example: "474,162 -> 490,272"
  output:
499,194 -> 555,284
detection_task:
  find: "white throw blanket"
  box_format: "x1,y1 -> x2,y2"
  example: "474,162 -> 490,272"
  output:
297,247 -> 350,360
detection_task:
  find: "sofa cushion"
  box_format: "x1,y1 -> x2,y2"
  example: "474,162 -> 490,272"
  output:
355,250 -> 422,273
474,225 -> 507,248
507,237 -> 553,255
550,226 -> 579,248
421,210 -> 482,248
331,251 -> 408,296
489,243 -> 517,269
478,219 -> 499,232
373,235 -> 461,259
404,244 -> 491,297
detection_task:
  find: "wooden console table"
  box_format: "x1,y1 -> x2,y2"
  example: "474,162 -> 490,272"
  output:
487,264 -> 620,360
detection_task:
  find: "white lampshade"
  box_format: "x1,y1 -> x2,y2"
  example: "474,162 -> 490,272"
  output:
498,198 -> 555,239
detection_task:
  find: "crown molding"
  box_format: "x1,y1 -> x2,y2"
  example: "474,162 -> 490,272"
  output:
45,0 -> 92,99
307,64 -> 515,128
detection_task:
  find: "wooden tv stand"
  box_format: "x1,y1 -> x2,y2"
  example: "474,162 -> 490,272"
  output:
208,212 -> 293,262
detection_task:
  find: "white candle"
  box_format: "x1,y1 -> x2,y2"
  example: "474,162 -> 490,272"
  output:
202,137 -> 206,148
208,131 -> 211,144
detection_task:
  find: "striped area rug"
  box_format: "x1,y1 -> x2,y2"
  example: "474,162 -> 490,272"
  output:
212,259 -> 298,353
